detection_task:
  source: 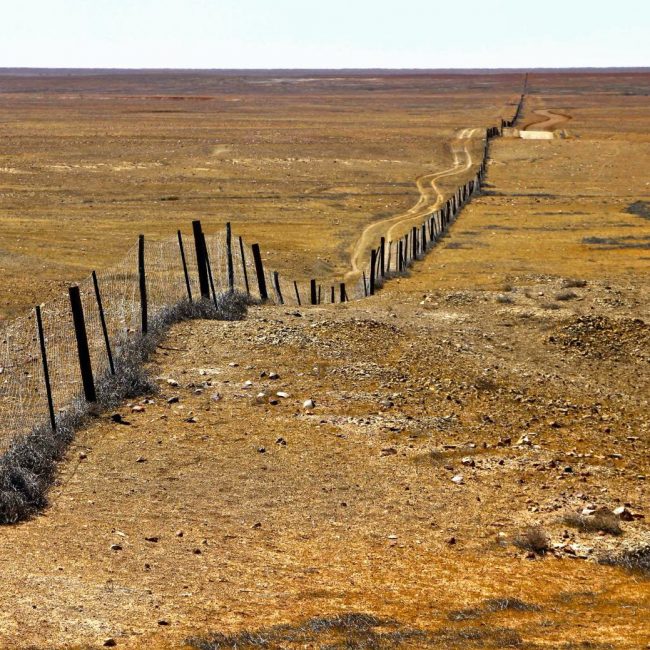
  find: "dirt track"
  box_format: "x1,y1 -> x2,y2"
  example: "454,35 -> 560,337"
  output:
524,108 -> 572,131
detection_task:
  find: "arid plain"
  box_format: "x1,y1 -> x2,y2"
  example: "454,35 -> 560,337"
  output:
0,71 -> 648,649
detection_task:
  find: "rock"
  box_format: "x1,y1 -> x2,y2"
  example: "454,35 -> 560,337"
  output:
167,378 -> 179,387
167,396 -> 179,404
211,392 -> 222,402
157,619 -> 169,626
103,640 -> 117,647
111,413 -> 128,424
581,507 -> 596,516
268,398 -> 279,406
446,536 -> 456,545
515,435 -> 532,446
131,405 -> 145,413
258,447 -> 266,453
185,416 -> 197,423
243,380 -> 253,389
145,536 -> 159,543
387,534 -> 398,540
175,530 -> 184,537
110,544 -> 122,551
303,399 -> 315,409
461,457 -> 475,467
381,448 -> 397,457
276,391 -> 290,398
451,475 -> 464,485
269,372 -> 280,380
136,456 -> 147,463
78,452 -> 87,460
228,362 -> 239,367
276,437 -> 287,446
613,506 -> 634,521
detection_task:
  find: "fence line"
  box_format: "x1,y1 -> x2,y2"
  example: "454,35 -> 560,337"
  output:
0,91 -> 525,457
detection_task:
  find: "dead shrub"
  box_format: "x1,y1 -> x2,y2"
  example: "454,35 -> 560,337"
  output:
600,545 -> 650,576
496,294 -> 515,304
513,526 -> 550,555
561,278 -> 587,289
555,290 -> 578,301
563,510 -> 622,536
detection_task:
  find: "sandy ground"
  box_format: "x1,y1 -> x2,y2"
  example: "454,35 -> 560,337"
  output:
0,71 -> 648,649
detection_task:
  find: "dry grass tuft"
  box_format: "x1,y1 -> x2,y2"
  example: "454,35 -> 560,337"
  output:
600,545 -> 650,576
563,510 -> 622,536
513,526 -> 550,554
555,290 -> 578,301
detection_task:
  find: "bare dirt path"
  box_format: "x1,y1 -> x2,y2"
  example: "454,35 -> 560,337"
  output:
524,108 -> 572,131
346,128 -> 481,280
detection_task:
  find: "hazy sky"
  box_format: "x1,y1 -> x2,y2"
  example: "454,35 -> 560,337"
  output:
1,0 -> 648,69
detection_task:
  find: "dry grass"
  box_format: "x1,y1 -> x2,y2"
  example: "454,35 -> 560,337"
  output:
513,527 -> 550,555
563,511 -> 623,537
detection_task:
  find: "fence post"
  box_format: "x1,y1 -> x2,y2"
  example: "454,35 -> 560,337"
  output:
362,271 -> 368,297
330,286 -> 335,303
177,230 -> 193,303
380,237 -> 386,277
412,227 -> 417,260
293,281 -> 302,306
202,233 -> 219,309
339,283 -> 347,303
318,285 -> 322,304
69,285 -> 96,403
238,236 -> 250,296
370,249 -> 376,295
35,305 -> 56,432
226,222 -> 234,293
398,240 -> 403,272
421,224 -> 427,252
310,279 -> 317,305
192,220 -> 210,299
138,234 -> 147,335
92,271 -> 115,376
273,271 -> 284,305
251,244 -> 268,302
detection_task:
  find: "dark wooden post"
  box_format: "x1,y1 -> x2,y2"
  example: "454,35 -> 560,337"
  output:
192,220 -> 210,299
177,230 -> 193,303
310,279 -> 317,305
92,271 -> 115,375
380,237 -> 386,277
226,222 -> 234,293
238,236 -> 250,295
202,233 -> 219,309
412,227 -> 417,260
386,241 -> 392,273
35,305 -> 56,431
273,271 -> 284,304
370,249 -> 377,296
362,271 -> 368,297
339,283 -> 347,303
250,244 -> 268,302
138,234 -> 147,335
318,285 -> 322,304
422,224 -> 427,252
293,281 -> 302,306
398,240 -> 403,272
330,286 -> 335,303
69,285 -> 96,403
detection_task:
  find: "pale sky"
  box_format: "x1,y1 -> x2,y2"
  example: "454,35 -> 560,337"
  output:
1,0 -> 648,69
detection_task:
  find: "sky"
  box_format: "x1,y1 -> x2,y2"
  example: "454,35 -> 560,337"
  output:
1,0 -> 648,69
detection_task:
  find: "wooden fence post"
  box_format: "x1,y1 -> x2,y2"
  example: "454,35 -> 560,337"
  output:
192,220 -> 210,299
273,271 -> 284,304
138,234 -> 147,335
339,283 -> 347,303
398,240 -> 403,272
92,271 -> 115,375
69,285 -> 96,403
177,230 -> 193,303
370,249 -> 377,295
380,237 -> 386,277
202,233 -> 219,309
412,227 -> 417,260
293,280 -> 301,306
251,244 -> 268,302
310,279 -> 317,305
362,271 -> 368,297
238,236 -> 250,295
330,286 -> 335,303
226,222 -> 234,293
35,305 -> 56,431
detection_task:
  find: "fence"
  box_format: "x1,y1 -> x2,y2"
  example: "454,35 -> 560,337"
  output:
0,91 -> 525,458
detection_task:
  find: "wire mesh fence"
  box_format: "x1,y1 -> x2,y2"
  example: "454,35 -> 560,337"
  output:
0,117 -> 505,457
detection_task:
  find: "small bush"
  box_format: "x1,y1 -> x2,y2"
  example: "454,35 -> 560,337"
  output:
600,545 -> 650,576
513,526 -> 550,555
555,290 -> 578,301
541,302 -> 562,310
561,278 -> 587,289
496,294 -> 514,304
563,510 -> 622,536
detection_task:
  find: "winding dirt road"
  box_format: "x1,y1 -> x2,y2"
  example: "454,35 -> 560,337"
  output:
524,109 -> 572,131
346,128 -> 482,279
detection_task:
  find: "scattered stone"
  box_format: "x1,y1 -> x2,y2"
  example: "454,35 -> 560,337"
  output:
136,456 -> 147,463
446,537 -> 457,545
243,380 -> 253,389
175,530 -> 184,537
276,391 -> 290,398
157,619 -> 169,626
167,379 -> 179,387
131,405 -> 145,413
269,372 -> 280,380
276,437 -> 287,446
461,457 -> 475,467
387,534 -> 398,540
252,522 -> 262,529
110,544 -> 122,551
167,396 -> 179,404
111,413 -> 130,425
103,640 -> 117,648
268,398 -> 279,406
145,536 -> 159,543
515,435 -> 533,446
228,362 -> 239,367
258,447 -> 266,453
381,448 -> 397,457
185,416 -> 198,423
78,452 -> 87,460
303,399 -> 315,409
211,392 -> 222,402
613,506 -> 634,521
451,475 -> 464,485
